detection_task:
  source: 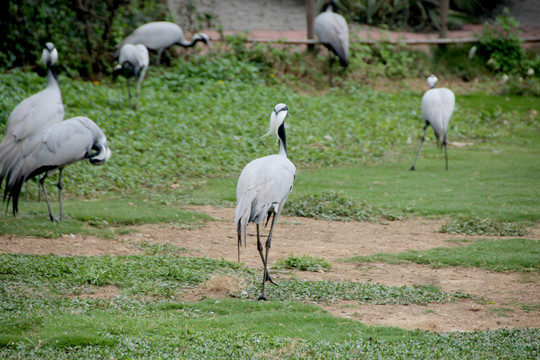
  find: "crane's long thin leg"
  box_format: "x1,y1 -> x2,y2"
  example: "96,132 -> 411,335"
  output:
329,55 -> 335,86
443,137 -> 449,171
410,122 -> 429,171
135,67 -> 147,111
156,48 -> 164,65
237,222 -> 242,263
57,168 -> 63,221
259,213 -> 277,301
126,77 -> 132,107
39,173 -> 58,222
256,218 -> 277,286
136,67 -> 147,100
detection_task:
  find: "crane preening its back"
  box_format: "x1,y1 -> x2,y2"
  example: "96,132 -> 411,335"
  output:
0,116 -> 111,222
234,103 -> 296,301
0,42 -> 111,221
410,75 -> 455,171
115,21 -> 210,65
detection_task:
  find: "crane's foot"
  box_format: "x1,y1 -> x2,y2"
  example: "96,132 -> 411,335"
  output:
49,215 -> 59,222
264,271 -> 278,286
409,166 -> 416,171
258,294 -> 268,301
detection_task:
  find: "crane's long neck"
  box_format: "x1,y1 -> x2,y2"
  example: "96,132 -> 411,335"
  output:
178,38 -> 201,48
278,123 -> 287,156
46,64 -> 59,89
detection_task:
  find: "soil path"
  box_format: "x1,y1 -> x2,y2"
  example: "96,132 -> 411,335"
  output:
1,205 -> 538,332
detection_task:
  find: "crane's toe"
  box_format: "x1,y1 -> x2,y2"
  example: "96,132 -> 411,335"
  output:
409,166 -> 416,171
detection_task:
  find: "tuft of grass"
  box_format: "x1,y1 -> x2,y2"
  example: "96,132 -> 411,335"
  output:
234,279 -> 472,304
274,254 -> 332,272
440,216 -> 530,236
0,254 -> 249,298
346,239 -> 540,272
284,191 -> 400,222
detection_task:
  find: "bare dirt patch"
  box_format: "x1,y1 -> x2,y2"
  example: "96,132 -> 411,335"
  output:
1,205 -> 538,332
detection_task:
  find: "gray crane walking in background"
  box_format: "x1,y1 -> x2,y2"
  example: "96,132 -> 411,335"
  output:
314,0 -> 349,83
410,74 -> 455,171
0,116 -> 111,222
0,42 -> 64,203
235,103 -> 296,301
115,21 -> 210,65
113,44 -> 150,107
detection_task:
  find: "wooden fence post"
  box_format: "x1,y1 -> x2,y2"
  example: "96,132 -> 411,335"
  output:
306,0 -> 315,51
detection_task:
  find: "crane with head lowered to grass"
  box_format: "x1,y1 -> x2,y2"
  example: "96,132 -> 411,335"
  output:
410,74 -> 455,171
115,21 -> 210,65
113,43 -> 150,107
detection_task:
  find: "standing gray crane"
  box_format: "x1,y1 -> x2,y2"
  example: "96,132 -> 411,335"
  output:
235,103 -> 296,301
0,42 -> 64,202
410,75 -> 455,171
1,116 -> 111,221
314,0 -> 349,83
115,21 -> 210,65
113,43 -> 150,107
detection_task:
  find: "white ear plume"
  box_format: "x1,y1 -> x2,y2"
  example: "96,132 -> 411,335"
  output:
263,103 -> 288,138
40,43 -> 58,66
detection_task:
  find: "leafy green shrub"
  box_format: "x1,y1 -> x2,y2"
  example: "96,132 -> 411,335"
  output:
284,191 -> 399,221
475,10 -> 524,74
503,75 -> 540,97
440,216 -> 530,236
432,44 -> 489,80
274,254 -> 332,272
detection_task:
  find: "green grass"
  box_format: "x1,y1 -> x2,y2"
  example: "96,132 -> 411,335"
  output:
236,280 -> 471,304
0,254 -> 248,297
0,295 -> 538,359
440,216 -> 530,236
191,134 -> 540,222
274,254 -> 333,272
346,239 -> 540,272
284,191 -> 401,221
0,197 -> 211,238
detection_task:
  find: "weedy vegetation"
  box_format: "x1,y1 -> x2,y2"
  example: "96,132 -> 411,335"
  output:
440,216 -> 530,236
346,239 -> 540,272
274,254 -> 333,272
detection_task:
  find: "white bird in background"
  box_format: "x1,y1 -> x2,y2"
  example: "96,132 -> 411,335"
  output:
113,43 -> 150,106
410,75 -> 455,171
235,103 -> 296,301
0,42 -> 64,203
115,21 -> 210,65
1,116 -> 111,221
314,0 -> 349,83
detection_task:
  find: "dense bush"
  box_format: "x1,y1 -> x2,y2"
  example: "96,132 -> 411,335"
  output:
475,9 -> 525,74
0,0 -> 169,79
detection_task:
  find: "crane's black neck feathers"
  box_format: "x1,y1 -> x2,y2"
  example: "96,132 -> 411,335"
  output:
278,123 -> 287,155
